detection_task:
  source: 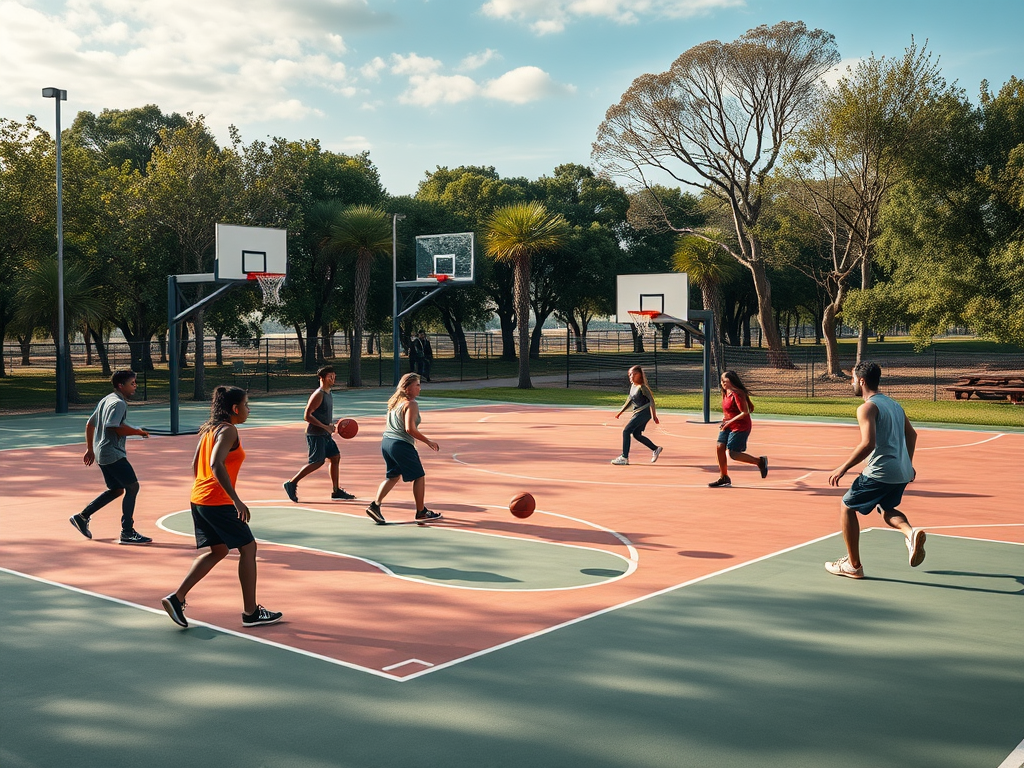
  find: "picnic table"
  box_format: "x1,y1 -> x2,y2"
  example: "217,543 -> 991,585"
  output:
944,372 -> 1024,403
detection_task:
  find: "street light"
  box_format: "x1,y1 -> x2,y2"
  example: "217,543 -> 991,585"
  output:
391,213 -> 406,385
42,87 -> 68,414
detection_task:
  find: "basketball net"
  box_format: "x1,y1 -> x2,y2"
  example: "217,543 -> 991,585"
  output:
248,272 -> 286,307
628,310 -> 659,336
427,273 -> 451,283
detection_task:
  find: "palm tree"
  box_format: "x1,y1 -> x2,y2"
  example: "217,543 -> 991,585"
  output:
331,205 -> 392,387
673,233 -> 737,376
484,202 -> 569,388
16,257 -> 107,403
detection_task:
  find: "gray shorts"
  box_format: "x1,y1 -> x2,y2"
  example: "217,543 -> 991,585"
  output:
306,434 -> 340,464
843,474 -> 908,514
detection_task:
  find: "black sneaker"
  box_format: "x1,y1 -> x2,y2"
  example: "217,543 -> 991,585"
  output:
365,501 -> 386,525
708,476 -> 732,488
70,514 -> 92,540
759,456 -> 769,478
242,605 -> 283,627
119,530 -> 153,545
415,508 -> 443,522
332,488 -> 356,500
161,594 -> 188,628
283,481 -> 299,502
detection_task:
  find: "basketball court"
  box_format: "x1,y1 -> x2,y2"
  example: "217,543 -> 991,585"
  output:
2,392 -> 1022,767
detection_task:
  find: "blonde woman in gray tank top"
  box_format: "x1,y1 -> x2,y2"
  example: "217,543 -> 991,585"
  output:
365,373 -> 442,525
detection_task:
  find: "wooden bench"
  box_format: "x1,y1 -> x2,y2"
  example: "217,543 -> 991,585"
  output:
944,385 -> 1024,403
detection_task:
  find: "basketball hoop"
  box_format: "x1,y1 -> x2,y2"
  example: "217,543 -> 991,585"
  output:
427,273 -> 451,283
247,272 -> 286,307
628,310 -> 660,336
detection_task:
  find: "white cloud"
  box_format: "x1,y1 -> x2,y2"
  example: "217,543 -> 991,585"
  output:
399,73 -> 480,106
326,135 -> 372,152
390,52 -> 443,76
481,0 -> 744,34
0,0 -> 375,129
482,66 -> 575,103
359,56 -> 387,81
820,57 -> 864,89
458,48 -> 499,71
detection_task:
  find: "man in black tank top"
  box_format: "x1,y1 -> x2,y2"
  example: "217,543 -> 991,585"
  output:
282,366 -> 356,502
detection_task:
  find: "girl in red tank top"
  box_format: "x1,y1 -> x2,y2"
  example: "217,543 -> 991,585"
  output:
709,371 -> 769,488
161,386 -> 282,629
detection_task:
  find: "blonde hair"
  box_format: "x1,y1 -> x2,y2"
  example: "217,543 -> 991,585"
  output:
387,373 -> 421,411
629,365 -> 650,389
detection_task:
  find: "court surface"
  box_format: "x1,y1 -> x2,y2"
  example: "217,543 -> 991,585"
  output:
2,393 -> 1022,767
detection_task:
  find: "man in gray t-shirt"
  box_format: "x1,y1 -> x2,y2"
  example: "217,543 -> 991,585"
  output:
69,370 -> 152,545
825,362 -> 926,579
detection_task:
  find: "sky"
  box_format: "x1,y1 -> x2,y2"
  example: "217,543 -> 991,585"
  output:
2,0 -> 1022,196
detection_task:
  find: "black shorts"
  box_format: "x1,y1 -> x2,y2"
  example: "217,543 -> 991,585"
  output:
382,437 -> 424,482
99,458 -> 138,490
306,434 -> 340,464
191,502 -> 255,550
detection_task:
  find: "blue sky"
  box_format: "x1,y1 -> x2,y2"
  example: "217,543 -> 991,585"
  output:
3,0 -> 1021,196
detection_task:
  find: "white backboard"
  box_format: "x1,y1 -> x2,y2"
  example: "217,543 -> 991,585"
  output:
615,273 -> 689,323
215,224 -> 287,282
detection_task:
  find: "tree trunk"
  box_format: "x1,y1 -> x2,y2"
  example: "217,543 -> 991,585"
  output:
822,299 -> 845,378
349,251 -> 371,387
514,258 -> 532,388
214,331 -> 224,366
702,284 -> 725,378
19,335 -> 32,365
87,326 -> 112,376
192,309 -> 206,401
857,252 -> 871,365
747,260 -> 792,368
498,310 -> 517,361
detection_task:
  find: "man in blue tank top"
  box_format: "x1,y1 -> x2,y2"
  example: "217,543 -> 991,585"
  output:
282,366 -> 356,502
825,362 -> 926,579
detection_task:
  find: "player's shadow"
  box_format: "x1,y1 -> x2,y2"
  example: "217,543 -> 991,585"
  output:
387,566 -> 521,584
868,570 -> 1024,595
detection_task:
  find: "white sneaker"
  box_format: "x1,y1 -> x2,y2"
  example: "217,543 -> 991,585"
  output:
907,529 -> 927,567
610,455 -> 629,465
824,555 -> 864,579
651,446 -> 663,464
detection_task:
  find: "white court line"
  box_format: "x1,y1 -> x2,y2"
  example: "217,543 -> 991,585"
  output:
0,565 -> 404,681
382,658 -> 434,672
451,453 -> 812,489
997,738 -> 1024,768
156,505 -> 638,593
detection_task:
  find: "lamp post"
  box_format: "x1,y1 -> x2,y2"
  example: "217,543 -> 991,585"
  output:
391,213 -> 406,386
42,87 -> 68,414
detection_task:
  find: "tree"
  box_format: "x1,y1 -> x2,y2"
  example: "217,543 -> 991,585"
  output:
786,41 -> 949,372
593,21 -> 840,366
484,202 -> 569,388
138,115 -> 242,399
0,116 -> 53,377
673,231 -> 737,372
331,204 -> 392,387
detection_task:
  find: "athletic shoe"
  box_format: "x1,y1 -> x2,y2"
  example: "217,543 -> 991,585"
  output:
611,455 -> 629,465
759,456 -> 769,478
242,605 -> 283,627
651,446 -> 663,464
415,508 -> 443,522
365,501 -> 386,525
283,481 -> 298,502
118,530 -> 153,545
907,529 -> 927,567
331,488 -> 356,500
70,514 -> 92,540
708,476 -> 731,487
825,555 -> 864,579
161,594 -> 188,628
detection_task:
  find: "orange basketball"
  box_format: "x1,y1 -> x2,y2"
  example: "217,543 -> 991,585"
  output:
509,492 -> 536,519
336,418 -> 358,439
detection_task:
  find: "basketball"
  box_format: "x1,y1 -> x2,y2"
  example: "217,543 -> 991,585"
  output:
509,492 -> 536,519
336,418 -> 358,439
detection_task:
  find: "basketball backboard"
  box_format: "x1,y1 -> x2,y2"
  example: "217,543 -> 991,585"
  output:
616,273 -> 689,324
215,224 -> 287,282
414,232 -> 474,284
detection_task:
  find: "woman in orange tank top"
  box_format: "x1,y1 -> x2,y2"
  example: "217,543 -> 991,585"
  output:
161,386 -> 282,629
